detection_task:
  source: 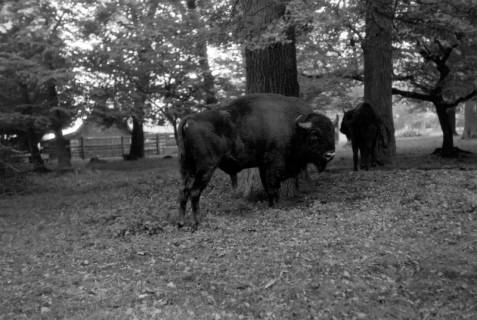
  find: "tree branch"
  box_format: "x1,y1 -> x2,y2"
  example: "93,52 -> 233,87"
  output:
391,87 -> 434,102
444,90 -> 477,109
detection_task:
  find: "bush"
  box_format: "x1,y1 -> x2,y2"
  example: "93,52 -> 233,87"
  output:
396,128 -> 423,138
0,143 -> 30,195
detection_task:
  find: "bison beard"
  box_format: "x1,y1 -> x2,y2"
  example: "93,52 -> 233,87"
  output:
340,102 -> 387,171
177,94 -> 335,231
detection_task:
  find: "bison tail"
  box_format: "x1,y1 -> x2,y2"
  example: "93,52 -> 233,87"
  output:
177,118 -> 189,164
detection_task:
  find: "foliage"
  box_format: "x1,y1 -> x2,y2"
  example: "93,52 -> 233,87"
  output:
75,0 -> 220,131
392,0 -> 477,104
0,141 -> 30,195
296,0 -> 364,109
0,0 -> 77,138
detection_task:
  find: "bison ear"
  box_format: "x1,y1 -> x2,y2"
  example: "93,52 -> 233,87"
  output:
295,114 -> 306,122
297,121 -> 312,129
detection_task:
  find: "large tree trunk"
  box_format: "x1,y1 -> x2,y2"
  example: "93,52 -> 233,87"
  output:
447,107 -> 458,136
127,116 -> 145,160
462,101 -> 477,139
363,0 -> 396,163
186,0 -> 217,104
435,103 -> 455,156
244,28 -> 299,96
239,0 -> 301,200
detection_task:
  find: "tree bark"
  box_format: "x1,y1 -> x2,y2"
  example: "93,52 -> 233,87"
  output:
53,126 -> 71,169
435,103 -> 455,156
364,0 -> 396,162
127,115 -> 145,160
239,0 -> 301,199
447,107 -> 458,135
462,101 -> 477,139
25,128 -> 47,172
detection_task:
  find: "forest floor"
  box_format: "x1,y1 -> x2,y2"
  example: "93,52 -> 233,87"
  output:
1,136 -> 477,320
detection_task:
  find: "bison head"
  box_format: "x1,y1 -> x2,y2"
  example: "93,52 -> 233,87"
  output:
296,113 -> 335,172
340,109 -> 355,141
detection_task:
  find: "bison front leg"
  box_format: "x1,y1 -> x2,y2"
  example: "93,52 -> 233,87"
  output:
178,176 -> 194,228
230,173 -> 238,189
361,146 -> 370,170
259,165 -> 280,207
351,141 -> 359,171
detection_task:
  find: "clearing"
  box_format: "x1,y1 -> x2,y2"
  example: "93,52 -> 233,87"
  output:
1,136 -> 476,319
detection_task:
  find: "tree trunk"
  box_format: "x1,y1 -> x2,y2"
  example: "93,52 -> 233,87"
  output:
186,0 -> 217,104
127,116 -> 145,160
239,0 -> 301,200
462,101 -> 477,139
447,107 -> 458,136
363,0 -> 396,163
244,29 -> 299,96
435,103 -> 455,156
53,126 -> 71,169
26,128 -> 47,172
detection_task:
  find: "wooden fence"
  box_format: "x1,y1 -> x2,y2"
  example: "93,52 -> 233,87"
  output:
46,133 -> 177,160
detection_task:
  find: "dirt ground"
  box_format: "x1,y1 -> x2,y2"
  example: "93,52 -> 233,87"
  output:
1,136 -> 476,319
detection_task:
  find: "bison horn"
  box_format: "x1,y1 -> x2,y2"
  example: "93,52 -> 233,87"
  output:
323,151 -> 335,161
297,121 -> 312,129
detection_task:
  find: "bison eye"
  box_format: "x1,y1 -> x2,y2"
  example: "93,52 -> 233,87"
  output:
310,135 -> 319,141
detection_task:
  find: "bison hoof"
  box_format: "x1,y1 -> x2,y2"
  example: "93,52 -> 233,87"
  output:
177,222 -> 185,229
191,224 -> 199,233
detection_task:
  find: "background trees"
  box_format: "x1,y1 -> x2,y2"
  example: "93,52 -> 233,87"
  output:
1,0 -> 476,176
0,0 -> 77,170
391,0 -> 477,156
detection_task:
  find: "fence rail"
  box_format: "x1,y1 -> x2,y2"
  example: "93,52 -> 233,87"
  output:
46,133 -> 177,160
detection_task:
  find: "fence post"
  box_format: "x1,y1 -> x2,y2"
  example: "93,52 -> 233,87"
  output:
80,137 -> 85,159
155,134 -> 160,154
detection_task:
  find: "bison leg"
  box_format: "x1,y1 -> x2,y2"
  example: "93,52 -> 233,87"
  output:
259,165 -> 280,207
189,169 -> 214,231
361,146 -> 370,170
178,176 -> 194,228
351,142 -> 359,171
230,173 -> 238,189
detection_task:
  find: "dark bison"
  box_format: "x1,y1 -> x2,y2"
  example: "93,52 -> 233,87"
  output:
177,93 -> 335,230
340,102 -> 388,171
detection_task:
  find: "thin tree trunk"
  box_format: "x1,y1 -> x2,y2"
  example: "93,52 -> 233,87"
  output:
462,101 -> 477,139
186,0 -> 217,104
53,126 -> 71,169
364,0 -> 395,162
26,128 -> 47,172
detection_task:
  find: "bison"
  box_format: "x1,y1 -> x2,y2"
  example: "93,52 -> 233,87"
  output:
340,102 -> 388,171
177,94 -> 335,230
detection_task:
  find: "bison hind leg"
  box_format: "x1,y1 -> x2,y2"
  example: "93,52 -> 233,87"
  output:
189,169 -> 215,231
